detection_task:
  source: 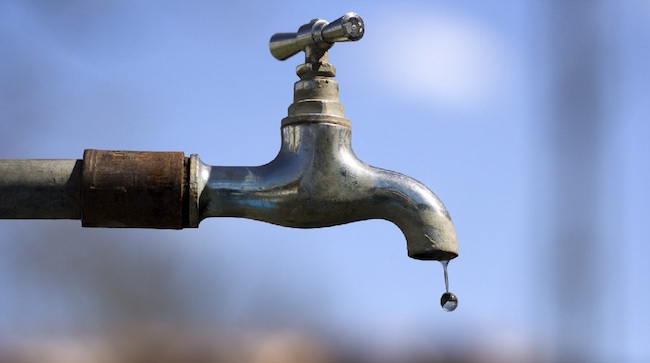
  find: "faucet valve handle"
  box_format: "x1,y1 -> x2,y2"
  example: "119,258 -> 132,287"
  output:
269,12 -> 364,61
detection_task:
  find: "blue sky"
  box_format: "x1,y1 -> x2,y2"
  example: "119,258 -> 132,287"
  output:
1,1 -> 649,361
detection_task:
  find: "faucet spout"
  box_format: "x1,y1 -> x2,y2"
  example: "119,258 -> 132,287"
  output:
185,13 -> 458,260
192,122 -> 458,260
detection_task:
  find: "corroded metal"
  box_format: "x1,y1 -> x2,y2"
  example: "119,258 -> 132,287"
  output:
81,150 -> 187,229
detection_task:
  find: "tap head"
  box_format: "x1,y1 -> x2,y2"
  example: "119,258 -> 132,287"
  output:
269,12 -> 364,61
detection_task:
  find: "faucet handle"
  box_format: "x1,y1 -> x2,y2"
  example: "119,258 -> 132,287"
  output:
269,12 -> 364,61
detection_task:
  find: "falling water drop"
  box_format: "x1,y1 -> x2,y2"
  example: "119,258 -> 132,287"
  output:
439,260 -> 458,312
440,292 -> 458,312
441,260 -> 450,292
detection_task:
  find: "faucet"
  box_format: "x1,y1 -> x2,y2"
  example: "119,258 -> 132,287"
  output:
0,13 -> 458,261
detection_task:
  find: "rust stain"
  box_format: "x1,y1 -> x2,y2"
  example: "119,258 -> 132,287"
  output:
81,149 -> 187,229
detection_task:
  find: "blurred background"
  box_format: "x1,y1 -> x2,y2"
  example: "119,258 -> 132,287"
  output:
1,1 -> 648,362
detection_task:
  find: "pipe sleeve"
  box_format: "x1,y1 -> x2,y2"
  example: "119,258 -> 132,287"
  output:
81,150 -> 187,229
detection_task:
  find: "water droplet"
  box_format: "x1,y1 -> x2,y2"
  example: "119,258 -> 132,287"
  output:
440,291 -> 458,312
439,260 -> 458,312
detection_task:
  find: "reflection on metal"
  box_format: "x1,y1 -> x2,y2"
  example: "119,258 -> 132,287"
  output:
0,13 -> 458,261
269,12 -> 364,61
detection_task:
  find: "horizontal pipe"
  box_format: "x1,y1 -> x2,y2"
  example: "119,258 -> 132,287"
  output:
0,159 -> 82,219
0,151 -> 188,228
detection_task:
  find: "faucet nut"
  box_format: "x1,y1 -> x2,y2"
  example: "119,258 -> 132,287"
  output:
296,62 -> 336,78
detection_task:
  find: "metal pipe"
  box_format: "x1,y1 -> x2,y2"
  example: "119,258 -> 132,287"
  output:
0,159 -> 82,219
0,152 -> 188,228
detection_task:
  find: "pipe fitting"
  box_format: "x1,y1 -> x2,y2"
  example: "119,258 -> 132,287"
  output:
81,150 -> 188,229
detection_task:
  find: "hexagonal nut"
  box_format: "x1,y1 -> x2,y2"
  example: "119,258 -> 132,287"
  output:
289,100 -> 345,117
